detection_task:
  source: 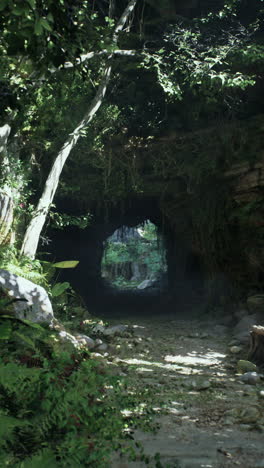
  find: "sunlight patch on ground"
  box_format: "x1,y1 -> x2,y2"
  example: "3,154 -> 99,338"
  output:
119,357 -> 184,371
117,357 -> 204,374
164,350 -> 226,367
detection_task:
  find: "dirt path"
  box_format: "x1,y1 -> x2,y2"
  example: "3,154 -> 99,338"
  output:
108,311 -> 264,468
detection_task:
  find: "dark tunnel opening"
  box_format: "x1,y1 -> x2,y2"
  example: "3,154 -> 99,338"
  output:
48,197 -> 207,316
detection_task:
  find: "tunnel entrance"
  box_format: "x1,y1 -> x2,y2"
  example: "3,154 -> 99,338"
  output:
49,196 -> 206,315
101,221 -> 168,292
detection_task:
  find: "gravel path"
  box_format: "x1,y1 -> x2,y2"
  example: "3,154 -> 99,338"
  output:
108,311 -> 264,468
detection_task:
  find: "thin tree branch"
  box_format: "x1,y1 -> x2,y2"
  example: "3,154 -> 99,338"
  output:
62,49 -> 137,69
20,0 -> 138,259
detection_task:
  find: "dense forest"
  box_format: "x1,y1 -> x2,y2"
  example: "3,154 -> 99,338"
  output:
1,0 -> 264,466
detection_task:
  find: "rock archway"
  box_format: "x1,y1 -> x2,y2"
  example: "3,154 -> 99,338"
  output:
50,195 -> 206,314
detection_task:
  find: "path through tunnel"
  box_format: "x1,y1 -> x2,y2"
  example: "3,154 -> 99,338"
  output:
50,197 -> 206,316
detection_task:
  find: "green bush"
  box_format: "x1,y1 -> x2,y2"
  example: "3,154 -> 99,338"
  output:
0,318 -> 156,467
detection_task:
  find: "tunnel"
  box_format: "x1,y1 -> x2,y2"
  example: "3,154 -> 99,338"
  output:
49,195 -> 207,316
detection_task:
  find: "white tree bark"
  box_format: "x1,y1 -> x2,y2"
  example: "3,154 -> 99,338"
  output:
0,125 -> 14,245
20,0 -> 138,259
0,124 -> 11,180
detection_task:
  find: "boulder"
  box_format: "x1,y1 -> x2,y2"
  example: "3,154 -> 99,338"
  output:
233,314 -> 257,344
58,331 -> 79,347
0,268 -> 53,323
239,372 -> 261,385
75,334 -> 95,349
237,360 -> 257,373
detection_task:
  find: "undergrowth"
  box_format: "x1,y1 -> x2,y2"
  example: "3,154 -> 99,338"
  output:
0,295 -> 158,467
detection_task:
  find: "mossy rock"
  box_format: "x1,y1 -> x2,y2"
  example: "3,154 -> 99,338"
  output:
237,359 -> 257,373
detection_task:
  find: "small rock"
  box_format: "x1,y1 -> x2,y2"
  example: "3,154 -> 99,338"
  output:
239,406 -> 260,423
103,325 -> 128,337
239,424 -> 252,431
92,324 -> 106,334
95,338 -> 103,346
239,372 -> 261,385
58,331 -> 79,347
188,379 -> 211,391
97,343 -> 108,352
75,334 -> 95,349
223,417 -> 235,426
237,360 -> 257,373
259,390 -> 264,398
90,352 -> 104,360
230,345 -> 242,354
225,408 -> 240,418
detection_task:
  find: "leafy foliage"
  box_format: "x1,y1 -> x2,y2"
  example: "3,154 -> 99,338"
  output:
0,246 -> 48,286
102,222 -> 167,288
0,313 -> 157,466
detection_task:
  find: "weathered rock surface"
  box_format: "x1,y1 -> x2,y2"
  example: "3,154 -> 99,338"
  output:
230,345 -> 242,354
58,330 -> 80,347
239,371 -> 261,385
93,323 -> 128,337
0,268 -> 54,323
237,359 -> 257,373
75,334 -> 95,349
233,314 -> 257,343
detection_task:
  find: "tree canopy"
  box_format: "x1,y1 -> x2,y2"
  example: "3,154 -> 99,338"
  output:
0,0 -> 264,256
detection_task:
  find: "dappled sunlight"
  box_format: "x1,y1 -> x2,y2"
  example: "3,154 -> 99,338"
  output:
118,341 -> 227,377
164,349 -> 226,367
118,357 -> 186,373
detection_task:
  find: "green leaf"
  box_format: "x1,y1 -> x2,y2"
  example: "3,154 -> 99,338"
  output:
47,12 -> 54,22
13,6 -> 26,15
0,0 -> 8,11
0,321 -> 12,340
13,331 -> 35,348
39,18 -> 52,32
20,319 -> 44,330
18,449 -> 59,467
34,20 -> 43,35
51,282 -> 70,297
0,413 -> 27,438
27,0 -> 36,7
52,261 -> 79,269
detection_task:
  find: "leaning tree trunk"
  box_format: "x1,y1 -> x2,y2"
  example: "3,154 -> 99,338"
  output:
248,325 -> 264,367
20,0 -> 138,259
0,125 -> 14,245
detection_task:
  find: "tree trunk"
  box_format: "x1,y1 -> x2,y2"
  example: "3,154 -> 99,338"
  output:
0,125 -> 14,245
20,0 -> 138,259
0,191 -> 13,245
248,325 -> 264,367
